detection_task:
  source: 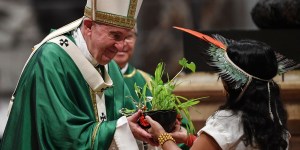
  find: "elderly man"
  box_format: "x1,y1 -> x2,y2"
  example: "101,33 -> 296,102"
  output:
1,0 -> 155,149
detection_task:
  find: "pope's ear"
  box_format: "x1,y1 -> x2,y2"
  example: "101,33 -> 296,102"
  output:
82,18 -> 93,35
83,18 -> 93,28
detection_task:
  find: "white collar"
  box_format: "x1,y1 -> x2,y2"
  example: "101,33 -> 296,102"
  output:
120,63 -> 129,74
72,28 -> 99,67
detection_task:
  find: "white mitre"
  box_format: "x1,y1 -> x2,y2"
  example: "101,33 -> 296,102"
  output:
84,0 -> 143,29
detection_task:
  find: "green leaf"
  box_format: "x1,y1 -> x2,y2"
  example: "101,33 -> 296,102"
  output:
186,62 -> 196,72
179,58 -> 196,72
179,58 -> 188,66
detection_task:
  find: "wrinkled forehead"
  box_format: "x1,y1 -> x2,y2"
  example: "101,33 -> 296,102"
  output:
95,23 -> 131,35
128,28 -> 137,36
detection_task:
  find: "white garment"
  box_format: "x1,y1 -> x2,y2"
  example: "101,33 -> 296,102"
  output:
198,110 -> 290,150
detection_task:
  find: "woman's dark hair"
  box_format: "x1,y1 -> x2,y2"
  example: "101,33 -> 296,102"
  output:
219,40 -> 288,149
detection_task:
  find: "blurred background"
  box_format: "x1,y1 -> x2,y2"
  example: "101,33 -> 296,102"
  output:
1,0 -> 300,146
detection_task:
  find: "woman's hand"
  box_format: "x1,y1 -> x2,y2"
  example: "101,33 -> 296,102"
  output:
146,116 -> 189,143
145,116 -> 166,140
170,122 -> 188,144
146,116 -> 182,150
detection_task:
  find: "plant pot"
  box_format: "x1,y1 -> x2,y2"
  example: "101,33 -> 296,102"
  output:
138,110 -> 177,132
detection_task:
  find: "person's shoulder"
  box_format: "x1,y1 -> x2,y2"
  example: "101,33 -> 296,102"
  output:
214,110 -> 237,117
137,69 -> 152,79
26,41 -> 74,72
36,34 -> 75,58
36,42 -> 68,60
137,69 -> 150,76
199,110 -> 244,149
206,110 -> 242,128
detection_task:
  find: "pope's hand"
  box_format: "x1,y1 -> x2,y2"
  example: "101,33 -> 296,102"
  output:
127,110 -> 158,146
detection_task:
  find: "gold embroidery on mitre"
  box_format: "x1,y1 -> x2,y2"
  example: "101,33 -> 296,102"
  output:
129,0 -> 138,17
84,0 -> 138,29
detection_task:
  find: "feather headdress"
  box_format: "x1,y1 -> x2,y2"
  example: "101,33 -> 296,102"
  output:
174,26 -> 300,89
174,26 -> 300,125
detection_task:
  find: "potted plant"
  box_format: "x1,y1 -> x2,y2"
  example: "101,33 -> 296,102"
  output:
120,58 -> 205,133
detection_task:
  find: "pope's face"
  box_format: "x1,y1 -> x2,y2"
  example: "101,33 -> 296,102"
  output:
83,19 -> 131,65
113,29 -> 137,68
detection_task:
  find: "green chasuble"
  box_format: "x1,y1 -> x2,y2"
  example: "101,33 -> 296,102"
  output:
1,34 -> 135,150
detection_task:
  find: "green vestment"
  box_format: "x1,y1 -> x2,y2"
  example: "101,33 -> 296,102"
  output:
0,33 -> 135,150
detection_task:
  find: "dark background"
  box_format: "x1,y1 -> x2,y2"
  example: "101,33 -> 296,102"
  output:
183,29 -> 300,72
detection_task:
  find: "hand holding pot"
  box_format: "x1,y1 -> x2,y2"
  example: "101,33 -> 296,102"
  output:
147,116 -> 190,144
127,110 -> 158,146
145,116 -> 166,140
170,120 -> 189,144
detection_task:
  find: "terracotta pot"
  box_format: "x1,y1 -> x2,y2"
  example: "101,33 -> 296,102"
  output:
139,110 -> 177,132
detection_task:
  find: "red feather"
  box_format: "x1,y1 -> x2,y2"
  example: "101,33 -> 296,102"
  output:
173,26 -> 227,50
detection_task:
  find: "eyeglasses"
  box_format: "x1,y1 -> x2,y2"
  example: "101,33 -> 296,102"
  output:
106,31 -> 136,42
107,31 -> 126,41
95,22 -> 137,43
124,33 -> 137,43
